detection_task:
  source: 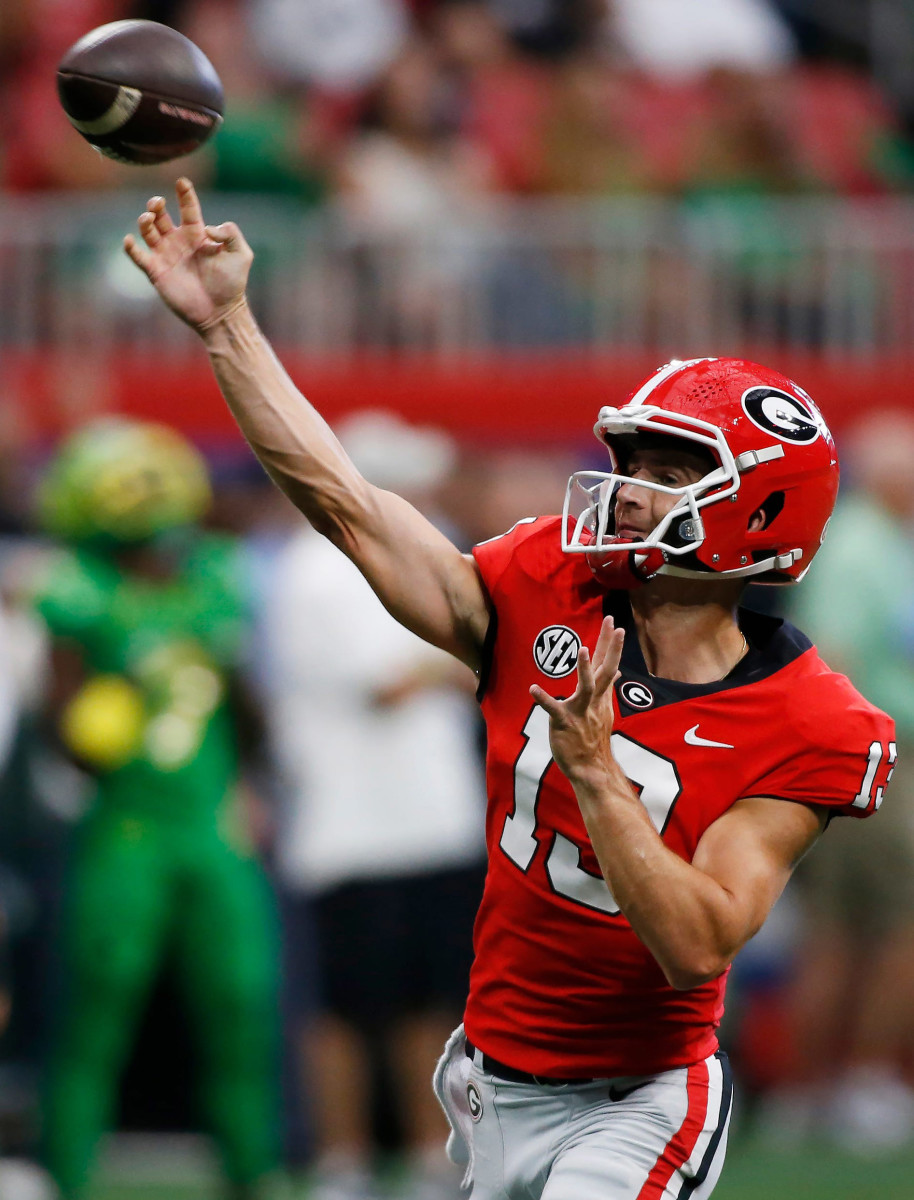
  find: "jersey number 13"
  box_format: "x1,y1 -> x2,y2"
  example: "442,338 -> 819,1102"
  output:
499,705 -> 681,915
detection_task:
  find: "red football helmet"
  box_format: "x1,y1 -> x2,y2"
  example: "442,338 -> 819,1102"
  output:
562,357 -> 839,588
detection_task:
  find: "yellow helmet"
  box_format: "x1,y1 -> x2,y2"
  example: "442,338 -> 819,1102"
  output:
37,419 -> 212,544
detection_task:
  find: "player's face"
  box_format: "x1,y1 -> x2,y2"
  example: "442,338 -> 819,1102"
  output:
613,448 -> 710,539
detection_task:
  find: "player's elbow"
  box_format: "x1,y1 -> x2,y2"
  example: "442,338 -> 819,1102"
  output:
659,893 -> 754,989
662,950 -> 731,992
666,965 -> 727,992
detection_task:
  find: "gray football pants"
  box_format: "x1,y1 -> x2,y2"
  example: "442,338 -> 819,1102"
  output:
434,1026 -> 732,1200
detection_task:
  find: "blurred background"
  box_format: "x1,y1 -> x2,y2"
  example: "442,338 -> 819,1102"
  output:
2,1 -> 914,1198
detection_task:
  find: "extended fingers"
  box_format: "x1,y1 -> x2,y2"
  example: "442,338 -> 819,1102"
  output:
136,210 -> 161,247
593,617 -> 625,693
176,176 -> 204,227
123,232 -> 152,274
529,683 -> 563,719
594,615 -> 615,662
575,645 -> 595,698
146,194 -> 174,237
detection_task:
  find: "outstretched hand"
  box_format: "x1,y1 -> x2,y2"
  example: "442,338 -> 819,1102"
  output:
530,615 -> 624,785
123,178 -> 252,332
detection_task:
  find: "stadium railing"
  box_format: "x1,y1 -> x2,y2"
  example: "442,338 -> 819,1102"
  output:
3,193 -> 914,360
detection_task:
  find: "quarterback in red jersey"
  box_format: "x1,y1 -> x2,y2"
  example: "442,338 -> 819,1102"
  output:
126,183 -> 895,1200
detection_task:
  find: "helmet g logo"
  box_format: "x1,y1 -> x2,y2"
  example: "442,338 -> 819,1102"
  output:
741,387 -> 820,444
533,626 -> 581,678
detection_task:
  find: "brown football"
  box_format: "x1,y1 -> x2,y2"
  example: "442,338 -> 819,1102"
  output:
57,19 -> 224,165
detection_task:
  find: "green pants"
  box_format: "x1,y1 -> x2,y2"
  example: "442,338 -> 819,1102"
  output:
43,808 -> 281,1196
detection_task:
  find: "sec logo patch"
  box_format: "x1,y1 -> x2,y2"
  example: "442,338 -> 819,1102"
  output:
533,625 -> 581,678
467,1080 -> 483,1121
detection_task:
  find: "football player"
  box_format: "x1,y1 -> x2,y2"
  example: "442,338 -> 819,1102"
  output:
125,181 -> 895,1200
33,420 -> 281,1199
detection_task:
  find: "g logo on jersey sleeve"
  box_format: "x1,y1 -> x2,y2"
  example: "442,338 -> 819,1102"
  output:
533,626 -> 581,678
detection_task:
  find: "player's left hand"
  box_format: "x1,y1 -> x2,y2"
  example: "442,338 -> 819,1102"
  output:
530,615 -> 624,785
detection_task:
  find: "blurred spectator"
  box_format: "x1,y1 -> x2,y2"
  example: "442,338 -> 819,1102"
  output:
677,68 -> 825,345
30,420 -> 282,1197
786,63 -> 914,193
262,411 -> 485,1200
438,443 -> 578,546
768,409 -> 914,1152
431,0 -> 550,193
180,0 -> 329,203
335,36 -> 493,226
484,0 -> 608,61
529,53 -> 655,195
772,0 -> 914,140
683,68 -> 813,196
609,0 -> 797,80
334,36 -> 495,346
248,0 -> 410,94
768,0 -> 863,62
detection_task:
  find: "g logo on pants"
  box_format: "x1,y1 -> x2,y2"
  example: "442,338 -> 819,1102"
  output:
467,1081 -> 483,1122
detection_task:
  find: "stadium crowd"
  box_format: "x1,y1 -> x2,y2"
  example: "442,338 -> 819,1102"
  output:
2,0 -> 913,202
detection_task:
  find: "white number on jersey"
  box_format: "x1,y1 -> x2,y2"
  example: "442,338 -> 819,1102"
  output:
851,739 -> 897,811
499,706 -> 682,915
500,705 -> 552,870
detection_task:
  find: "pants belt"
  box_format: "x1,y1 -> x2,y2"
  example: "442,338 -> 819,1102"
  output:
465,1038 -> 595,1086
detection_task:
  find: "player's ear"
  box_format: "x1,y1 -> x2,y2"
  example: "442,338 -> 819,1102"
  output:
749,491 -> 785,532
748,507 -> 765,532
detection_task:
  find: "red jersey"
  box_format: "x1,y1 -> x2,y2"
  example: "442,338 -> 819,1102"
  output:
465,516 -> 896,1078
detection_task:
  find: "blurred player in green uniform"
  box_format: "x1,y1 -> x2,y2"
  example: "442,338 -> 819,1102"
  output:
33,420 -> 280,1198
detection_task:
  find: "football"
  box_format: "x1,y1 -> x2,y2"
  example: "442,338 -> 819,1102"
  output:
57,19 -> 224,165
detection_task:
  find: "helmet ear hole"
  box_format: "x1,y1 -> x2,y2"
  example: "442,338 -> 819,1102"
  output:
756,491 -> 785,531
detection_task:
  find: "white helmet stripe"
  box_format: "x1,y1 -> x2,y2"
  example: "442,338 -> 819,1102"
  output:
628,358 -> 716,409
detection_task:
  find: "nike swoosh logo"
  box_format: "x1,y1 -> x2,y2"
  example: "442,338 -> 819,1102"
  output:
684,724 -> 735,749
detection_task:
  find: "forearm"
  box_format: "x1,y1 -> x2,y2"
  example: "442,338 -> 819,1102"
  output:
198,299 -> 489,666
200,299 -> 368,543
572,765 -> 739,989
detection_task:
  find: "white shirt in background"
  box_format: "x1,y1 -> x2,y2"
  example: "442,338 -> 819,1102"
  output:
611,0 -> 797,80
264,530 -> 486,893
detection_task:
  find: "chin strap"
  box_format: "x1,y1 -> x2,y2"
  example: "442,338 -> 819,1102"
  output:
585,541 -> 667,590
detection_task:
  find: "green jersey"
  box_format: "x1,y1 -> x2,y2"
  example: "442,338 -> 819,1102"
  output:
35,533 -> 249,827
